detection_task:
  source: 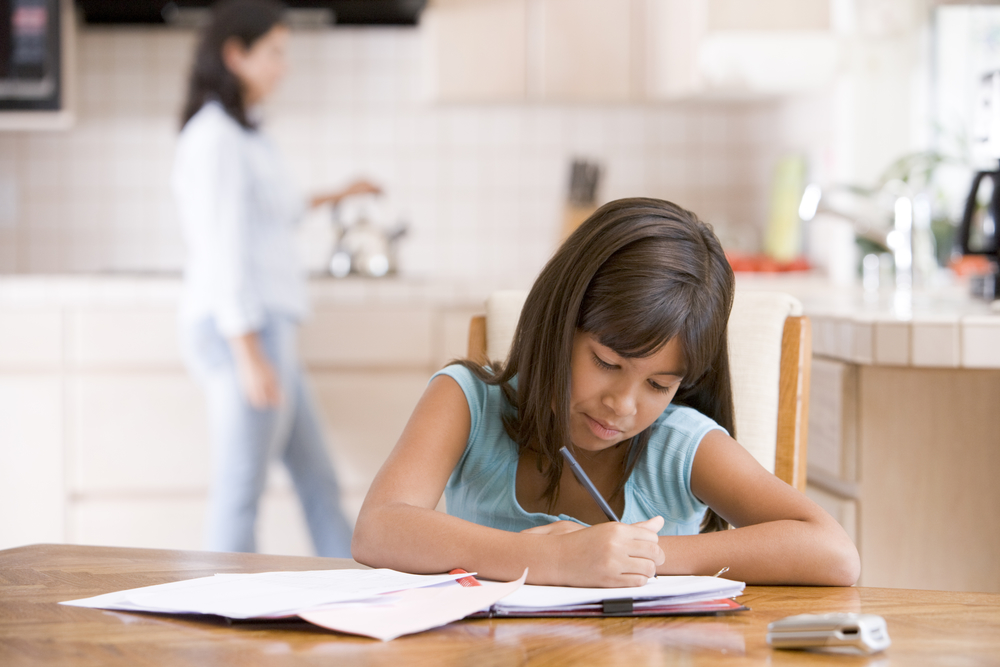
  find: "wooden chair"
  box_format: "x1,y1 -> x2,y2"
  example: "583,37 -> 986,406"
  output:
468,290 -> 811,491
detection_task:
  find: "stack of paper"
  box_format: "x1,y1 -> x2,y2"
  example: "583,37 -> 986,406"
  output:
62,569 -> 745,641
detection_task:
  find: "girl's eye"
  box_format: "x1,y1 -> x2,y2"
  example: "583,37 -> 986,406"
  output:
648,380 -> 672,394
592,353 -> 615,370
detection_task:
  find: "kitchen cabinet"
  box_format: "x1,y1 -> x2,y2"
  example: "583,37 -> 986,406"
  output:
0,278 -> 484,556
421,0 -> 837,103
646,0 -> 838,99
534,0 -> 635,101
423,0 -> 636,102
420,0 -> 527,102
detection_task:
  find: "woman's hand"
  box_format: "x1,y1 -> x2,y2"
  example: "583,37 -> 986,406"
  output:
228,332 -> 281,409
550,516 -> 665,588
310,179 -> 382,208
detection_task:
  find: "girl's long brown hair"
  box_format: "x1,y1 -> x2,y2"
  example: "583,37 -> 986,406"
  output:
458,197 -> 736,532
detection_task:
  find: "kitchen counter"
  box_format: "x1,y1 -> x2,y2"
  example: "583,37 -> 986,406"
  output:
730,275 -> 1000,594
734,273 -> 1000,368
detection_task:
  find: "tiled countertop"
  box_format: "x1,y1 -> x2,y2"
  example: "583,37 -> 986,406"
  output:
737,274 -> 1000,369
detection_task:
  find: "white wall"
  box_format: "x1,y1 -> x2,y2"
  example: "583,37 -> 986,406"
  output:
0,25 -> 812,281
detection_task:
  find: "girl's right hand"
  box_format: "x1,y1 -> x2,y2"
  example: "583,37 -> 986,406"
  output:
553,516 -> 666,588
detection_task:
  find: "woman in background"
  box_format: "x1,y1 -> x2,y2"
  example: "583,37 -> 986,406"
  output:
173,0 -> 374,556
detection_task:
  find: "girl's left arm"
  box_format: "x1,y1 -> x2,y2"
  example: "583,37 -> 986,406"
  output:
658,429 -> 861,585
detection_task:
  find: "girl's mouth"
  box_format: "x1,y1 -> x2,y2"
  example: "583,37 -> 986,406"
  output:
584,414 -> 623,440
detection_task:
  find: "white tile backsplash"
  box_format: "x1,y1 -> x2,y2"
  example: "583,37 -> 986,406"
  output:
0,26 -> 801,279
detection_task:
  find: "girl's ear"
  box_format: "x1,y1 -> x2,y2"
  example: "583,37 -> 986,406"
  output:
221,37 -> 247,77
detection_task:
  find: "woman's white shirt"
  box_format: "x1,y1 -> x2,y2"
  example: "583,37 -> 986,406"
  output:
173,101 -> 307,337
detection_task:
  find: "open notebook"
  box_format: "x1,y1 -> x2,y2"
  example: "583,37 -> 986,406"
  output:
473,575 -> 746,618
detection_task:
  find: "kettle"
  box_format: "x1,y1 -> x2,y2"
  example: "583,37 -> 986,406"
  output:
328,199 -> 407,278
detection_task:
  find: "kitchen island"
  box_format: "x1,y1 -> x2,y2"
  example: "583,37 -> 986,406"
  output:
737,274 -> 1000,594
1,274 -> 997,593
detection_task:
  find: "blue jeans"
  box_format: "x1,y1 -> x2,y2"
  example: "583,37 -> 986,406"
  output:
182,314 -> 352,557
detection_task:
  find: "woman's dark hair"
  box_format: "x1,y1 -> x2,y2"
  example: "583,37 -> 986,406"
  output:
459,197 -> 736,532
180,0 -> 285,130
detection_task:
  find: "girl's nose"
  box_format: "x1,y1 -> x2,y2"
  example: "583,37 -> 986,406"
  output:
602,383 -> 637,417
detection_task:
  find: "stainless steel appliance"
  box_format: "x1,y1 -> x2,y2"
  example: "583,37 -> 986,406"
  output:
959,70 -> 1000,300
0,0 -> 61,111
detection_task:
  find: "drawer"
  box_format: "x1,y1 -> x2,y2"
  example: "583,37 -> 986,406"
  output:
0,374 -> 65,548
807,356 -> 857,483
0,307 -> 63,368
299,307 -> 435,368
69,307 -> 184,368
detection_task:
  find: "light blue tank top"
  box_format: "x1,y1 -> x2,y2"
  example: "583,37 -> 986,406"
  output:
434,364 -> 726,535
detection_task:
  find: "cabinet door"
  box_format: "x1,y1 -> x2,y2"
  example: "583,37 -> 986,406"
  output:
645,0 -> 837,99
421,0 -> 527,102
299,307 -> 434,368
70,498 -> 206,551
0,375 -> 64,549
535,0 -> 635,101
807,357 -> 857,485
70,373 -> 210,493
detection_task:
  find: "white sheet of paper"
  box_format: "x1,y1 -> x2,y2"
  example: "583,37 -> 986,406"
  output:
299,571 -> 528,641
61,569 -> 471,620
493,575 -> 744,611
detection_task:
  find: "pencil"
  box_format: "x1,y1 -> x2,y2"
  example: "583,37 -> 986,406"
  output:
559,446 -> 621,522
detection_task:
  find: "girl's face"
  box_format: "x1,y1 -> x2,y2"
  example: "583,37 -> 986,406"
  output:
223,24 -> 289,106
568,330 -> 685,452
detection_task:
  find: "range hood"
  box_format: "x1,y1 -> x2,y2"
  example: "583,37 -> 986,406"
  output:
75,1 -> 426,26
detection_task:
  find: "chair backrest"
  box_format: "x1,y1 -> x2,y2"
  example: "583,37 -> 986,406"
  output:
467,290 -> 811,491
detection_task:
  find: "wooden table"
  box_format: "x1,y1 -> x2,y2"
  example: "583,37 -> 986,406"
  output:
2,544 -> 998,666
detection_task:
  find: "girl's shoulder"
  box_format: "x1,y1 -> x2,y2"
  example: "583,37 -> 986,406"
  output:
432,364 -> 503,411
652,403 -> 726,438
432,364 -> 513,436
640,404 -> 728,466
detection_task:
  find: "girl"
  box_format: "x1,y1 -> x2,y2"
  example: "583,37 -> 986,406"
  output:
353,198 -> 860,587
173,0 -> 376,556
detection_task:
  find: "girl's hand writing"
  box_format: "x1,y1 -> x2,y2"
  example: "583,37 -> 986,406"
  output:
552,516 -> 665,588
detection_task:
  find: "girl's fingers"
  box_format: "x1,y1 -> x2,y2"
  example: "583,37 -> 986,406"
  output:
630,516 -> 665,535
629,538 -> 665,565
